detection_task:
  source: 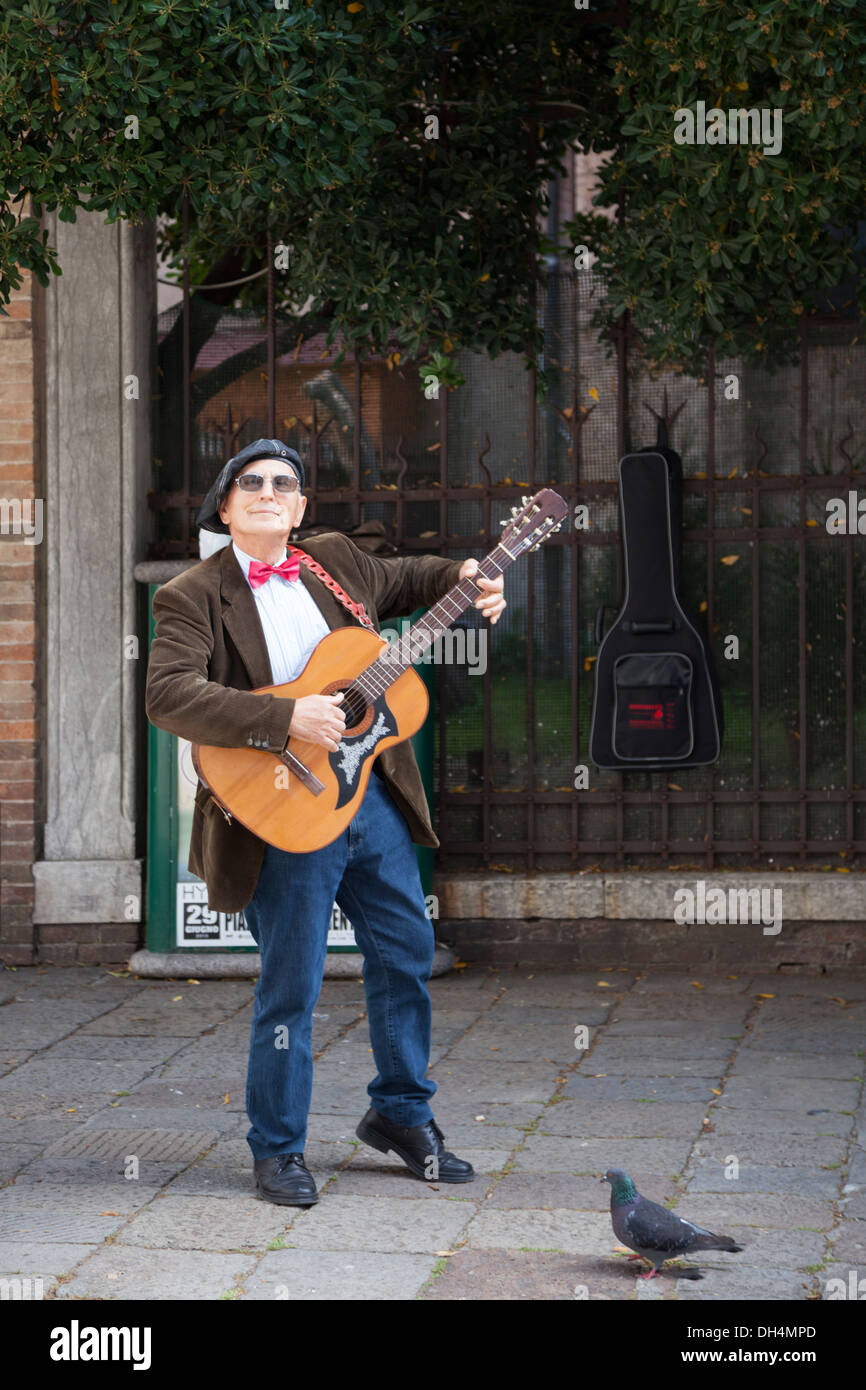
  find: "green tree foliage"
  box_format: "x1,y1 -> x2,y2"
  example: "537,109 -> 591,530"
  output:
568,0 -> 866,371
0,0 -> 610,382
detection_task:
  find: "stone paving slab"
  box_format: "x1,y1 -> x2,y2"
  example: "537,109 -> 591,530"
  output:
121,1080 -> 247,1110
719,1077 -> 861,1110
744,1027 -> 866,1053
562,1075 -> 719,1103
418,1248 -> 627,1300
694,1135 -> 848,1166
54,1246 -> 258,1300
43,1128 -> 218,1162
243,1249 -> 439,1300
116,1193 -> 294,1251
687,1162 -> 843,1197
325,1168 -> 479,1202
0,1143 -> 44,1182
581,1057 -> 732,1078
462,1207 -> 612,1255
426,1060 -> 564,1104
483,1172 -> 680,1211
674,1192 -> 837,1230
674,1267 -> 814,1300
45,1035 -> 192,1061
539,1100 -> 708,1138
0,1002 -> 122,1048
77,999 -> 245,1036
70,1106 -> 241,1133
0,1240 -> 95,1287
13,1157 -> 186,1188
728,1052 -> 864,1079
494,975 -> 636,1009
283,1194 -> 473,1253
589,1035 -> 736,1061
707,1107 -> 856,1138
826,1224 -> 866,1262
514,1134 -> 692,1175
604,1018 -> 749,1038
720,1226 -> 828,1270
0,1057 -> 160,1094
485,1003 -> 613,1028
446,1027 -> 594,1063
0,1182 -> 155,1242
428,1100 -> 550,1130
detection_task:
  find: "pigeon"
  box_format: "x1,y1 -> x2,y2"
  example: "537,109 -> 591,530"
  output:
601,1167 -> 743,1279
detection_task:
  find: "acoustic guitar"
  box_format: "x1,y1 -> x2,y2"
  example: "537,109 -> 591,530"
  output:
191,488 -> 567,851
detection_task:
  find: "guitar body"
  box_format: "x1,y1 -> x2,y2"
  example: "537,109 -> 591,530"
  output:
192,627 -> 428,852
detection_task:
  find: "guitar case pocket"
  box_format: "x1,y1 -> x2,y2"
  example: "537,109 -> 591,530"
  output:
612,652 -> 694,762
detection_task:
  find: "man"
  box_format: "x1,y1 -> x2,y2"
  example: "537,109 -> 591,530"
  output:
145,438 -> 506,1206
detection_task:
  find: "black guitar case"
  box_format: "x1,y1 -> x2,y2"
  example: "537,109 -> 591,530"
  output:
589,437 -> 723,770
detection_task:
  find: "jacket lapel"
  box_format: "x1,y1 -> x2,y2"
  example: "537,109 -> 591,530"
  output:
220,545 -> 273,687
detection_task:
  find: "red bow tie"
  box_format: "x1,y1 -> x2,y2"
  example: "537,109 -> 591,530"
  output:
247,555 -> 301,589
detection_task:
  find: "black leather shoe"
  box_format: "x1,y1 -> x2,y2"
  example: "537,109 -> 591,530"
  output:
253,1153 -> 318,1206
355,1108 -> 475,1183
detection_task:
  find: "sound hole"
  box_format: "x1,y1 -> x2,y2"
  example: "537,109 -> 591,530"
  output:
338,684 -> 369,729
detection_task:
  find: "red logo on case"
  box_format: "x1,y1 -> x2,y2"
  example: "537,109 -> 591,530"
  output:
628,702 -> 665,729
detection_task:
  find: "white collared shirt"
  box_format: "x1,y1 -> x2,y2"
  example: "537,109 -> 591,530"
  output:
232,541 -> 330,685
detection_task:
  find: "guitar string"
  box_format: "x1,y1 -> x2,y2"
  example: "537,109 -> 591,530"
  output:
349,543 -> 515,708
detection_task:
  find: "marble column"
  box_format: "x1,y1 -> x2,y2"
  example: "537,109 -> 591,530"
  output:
33,210 -> 155,925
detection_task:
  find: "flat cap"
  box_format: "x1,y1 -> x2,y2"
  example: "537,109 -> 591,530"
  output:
196,438 -> 306,535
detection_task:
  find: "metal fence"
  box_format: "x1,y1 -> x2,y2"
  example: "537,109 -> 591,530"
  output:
149,262 -> 866,872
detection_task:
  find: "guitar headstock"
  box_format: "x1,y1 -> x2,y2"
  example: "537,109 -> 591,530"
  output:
498,488 -> 569,555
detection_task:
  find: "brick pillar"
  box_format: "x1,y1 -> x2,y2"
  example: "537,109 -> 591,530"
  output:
0,227 -> 39,966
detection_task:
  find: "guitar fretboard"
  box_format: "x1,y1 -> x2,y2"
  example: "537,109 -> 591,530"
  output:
352,540 -> 517,704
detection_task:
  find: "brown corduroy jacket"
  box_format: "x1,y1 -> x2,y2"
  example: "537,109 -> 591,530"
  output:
145,533 -> 464,912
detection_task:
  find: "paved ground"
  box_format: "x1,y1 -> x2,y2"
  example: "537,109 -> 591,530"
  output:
0,961 -> 864,1301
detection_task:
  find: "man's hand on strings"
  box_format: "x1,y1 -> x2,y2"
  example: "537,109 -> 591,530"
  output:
459,559 -> 506,625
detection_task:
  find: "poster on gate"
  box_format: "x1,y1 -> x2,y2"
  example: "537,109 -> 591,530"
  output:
174,738 -> 358,951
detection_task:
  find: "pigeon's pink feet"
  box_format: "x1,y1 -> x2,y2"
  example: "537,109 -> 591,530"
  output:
636,1268 -> 660,1280
627,1253 -> 643,1261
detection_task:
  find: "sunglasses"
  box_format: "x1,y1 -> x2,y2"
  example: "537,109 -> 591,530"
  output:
234,472 -> 300,494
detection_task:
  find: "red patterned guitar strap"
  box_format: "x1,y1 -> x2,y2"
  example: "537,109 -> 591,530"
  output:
286,545 -> 378,633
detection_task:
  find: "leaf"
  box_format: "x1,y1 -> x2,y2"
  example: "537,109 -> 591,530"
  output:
756,992 -> 775,999
588,387 -> 599,402
720,555 -> 740,566
172,995 -> 183,1002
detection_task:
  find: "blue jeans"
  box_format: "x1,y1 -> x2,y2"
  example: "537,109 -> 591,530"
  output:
242,764 -> 437,1159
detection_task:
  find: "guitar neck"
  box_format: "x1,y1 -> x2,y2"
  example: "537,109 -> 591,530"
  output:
355,540 -> 519,698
